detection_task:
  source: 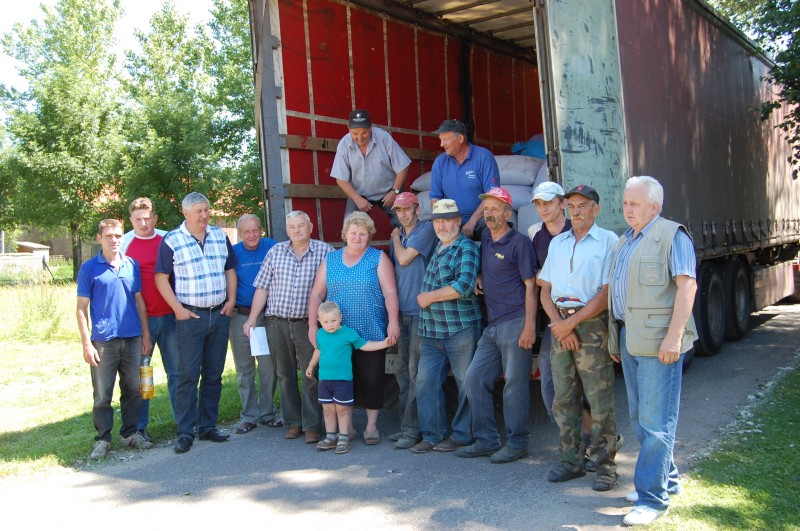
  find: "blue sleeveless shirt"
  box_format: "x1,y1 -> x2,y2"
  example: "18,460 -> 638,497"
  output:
326,247 -> 387,341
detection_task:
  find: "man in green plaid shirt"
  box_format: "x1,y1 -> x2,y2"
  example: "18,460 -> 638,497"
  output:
410,199 -> 482,455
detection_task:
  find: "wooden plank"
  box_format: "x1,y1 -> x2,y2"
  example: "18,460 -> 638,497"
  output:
284,134 -> 439,161
287,183 -> 348,199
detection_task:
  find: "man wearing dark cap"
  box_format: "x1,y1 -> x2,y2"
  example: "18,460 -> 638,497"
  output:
411,199 -> 482,454
429,119 -> 499,240
457,187 -> 537,464
331,109 -> 412,225
538,184 -> 621,491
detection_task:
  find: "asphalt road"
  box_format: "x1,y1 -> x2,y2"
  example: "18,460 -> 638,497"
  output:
4,303 -> 799,530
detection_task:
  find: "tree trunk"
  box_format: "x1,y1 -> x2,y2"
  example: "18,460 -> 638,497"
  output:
71,223 -> 82,281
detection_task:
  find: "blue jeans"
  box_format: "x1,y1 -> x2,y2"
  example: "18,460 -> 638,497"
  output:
137,314 -> 179,431
174,309 -> 231,439
396,313 -> 421,438
91,337 -> 142,442
620,327 -> 683,511
416,326 -> 479,445
466,316 -> 532,450
538,327 -> 555,421
230,312 -> 276,424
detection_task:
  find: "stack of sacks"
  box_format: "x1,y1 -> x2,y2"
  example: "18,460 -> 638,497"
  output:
408,154 -> 551,234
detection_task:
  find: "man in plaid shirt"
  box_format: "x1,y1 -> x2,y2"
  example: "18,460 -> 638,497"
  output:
244,211 -> 334,443
410,199 -> 482,455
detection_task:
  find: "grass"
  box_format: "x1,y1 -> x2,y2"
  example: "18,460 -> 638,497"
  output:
647,363 -> 800,530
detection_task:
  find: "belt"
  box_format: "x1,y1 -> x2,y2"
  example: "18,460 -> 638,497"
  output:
557,305 -> 584,319
183,303 -> 224,313
617,319 -> 625,327
266,315 -> 308,322
235,305 -> 251,315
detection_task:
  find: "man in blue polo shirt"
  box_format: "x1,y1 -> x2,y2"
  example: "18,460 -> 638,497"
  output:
429,119 -> 499,240
76,219 -> 153,460
458,187 -> 537,464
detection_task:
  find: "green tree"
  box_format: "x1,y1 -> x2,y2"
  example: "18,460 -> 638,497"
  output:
122,1 -> 227,229
710,0 -> 800,178
1,0 -> 124,278
206,0 -> 263,221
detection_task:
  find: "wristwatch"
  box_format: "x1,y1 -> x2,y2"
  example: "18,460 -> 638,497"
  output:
392,188 -> 401,194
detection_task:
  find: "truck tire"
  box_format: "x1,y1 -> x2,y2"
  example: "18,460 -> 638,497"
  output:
722,259 -> 751,340
682,344 -> 695,372
694,262 -> 725,356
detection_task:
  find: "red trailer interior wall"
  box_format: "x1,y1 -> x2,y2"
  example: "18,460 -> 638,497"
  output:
277,0 -> 542,243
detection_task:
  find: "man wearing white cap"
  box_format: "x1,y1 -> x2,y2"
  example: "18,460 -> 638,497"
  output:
331,109 -> 411,226
388,192 -> 438,449
528,181 -> 571,420
457,187 -> 537,464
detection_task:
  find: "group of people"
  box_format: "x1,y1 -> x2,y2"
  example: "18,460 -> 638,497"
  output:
76,111 -> 696,527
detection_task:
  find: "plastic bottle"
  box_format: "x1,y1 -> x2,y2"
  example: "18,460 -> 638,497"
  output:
139,357 -> 154,400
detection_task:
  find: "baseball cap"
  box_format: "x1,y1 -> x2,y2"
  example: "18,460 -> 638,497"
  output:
564,184 -> 600,204
348,109 -> 371,129
431,199 -> 461,220
478,187 -> 513,207
432,119 -> 468,136
392,192 -> 419,209
532,181 -> 565,202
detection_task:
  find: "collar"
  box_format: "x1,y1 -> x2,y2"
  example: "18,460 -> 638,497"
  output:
97,251 -> 129,265
624,215 -> 661,240
179,220 -> 210,238
568,222 -> 602,242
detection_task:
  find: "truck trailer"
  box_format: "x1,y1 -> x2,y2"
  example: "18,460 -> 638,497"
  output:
247,0 -> 800,362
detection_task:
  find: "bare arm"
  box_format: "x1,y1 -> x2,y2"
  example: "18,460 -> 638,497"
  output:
305,348 -> 321,378
390,227 -> 422,266
155,272 -> 197,321
76,297 -> 99,366
135,292 -> 152,357
220,269 -> 237,316
540,281 -> 579,351
518,277 -> 537,349
377,252 -> 400,342
550,284 -> 609,340
381,166 -> 410,208
243,288 -> 268,337
336,179 -> 371,212
361,338 -> 392,351
659,275 -> 697,364
307,261 -> 328,347
461,202 -> 485,238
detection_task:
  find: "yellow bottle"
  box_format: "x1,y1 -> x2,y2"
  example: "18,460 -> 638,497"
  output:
140,357 -> 154,400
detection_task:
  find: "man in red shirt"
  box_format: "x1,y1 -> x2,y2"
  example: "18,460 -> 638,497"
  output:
122,197 -> 178,440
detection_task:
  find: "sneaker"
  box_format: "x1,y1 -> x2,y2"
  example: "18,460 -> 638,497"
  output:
394,436 -> 418,450
90,440 -> 110,460
433,437 -> 463,452
623,505 -> 667,526
455,442 -> 501,458
121,431 -> 154,450
136,429 -> 152,443
625,491 -> 639,503
489,445 -> 529,464
316,436 -> 338,451
410,440 -> 435,454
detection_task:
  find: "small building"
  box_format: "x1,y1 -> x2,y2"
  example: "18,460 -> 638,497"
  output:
16,242 -> 51,264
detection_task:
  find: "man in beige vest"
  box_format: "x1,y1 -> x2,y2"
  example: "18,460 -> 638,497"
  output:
608,176 -> 697,526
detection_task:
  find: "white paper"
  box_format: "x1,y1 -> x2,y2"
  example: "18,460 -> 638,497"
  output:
249,327 -> 270,356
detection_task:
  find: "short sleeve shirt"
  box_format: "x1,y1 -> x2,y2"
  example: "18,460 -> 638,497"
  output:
430,143 -> 499,224
77,252 -> 142,341
316,325 -> 368,381
391,220 -> 438,315
481,228 -> 537,326
233,238 -> 277,307
330,127 -> 412,200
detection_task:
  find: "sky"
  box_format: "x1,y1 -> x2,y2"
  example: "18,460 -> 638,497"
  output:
0,0 -> 215,90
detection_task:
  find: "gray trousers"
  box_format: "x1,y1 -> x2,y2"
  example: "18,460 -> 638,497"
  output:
230,312 -> 277,424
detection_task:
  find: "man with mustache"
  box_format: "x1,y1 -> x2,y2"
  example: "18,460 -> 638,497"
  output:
538,185 -> 621,492
457,187 -> 537,463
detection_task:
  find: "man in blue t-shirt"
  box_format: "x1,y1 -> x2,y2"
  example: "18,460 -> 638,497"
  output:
387,192 -> 438,449
76,219 -> 153,460
429,119 -> 499,240
458,188 -> 537,464
229,214 -> 278,435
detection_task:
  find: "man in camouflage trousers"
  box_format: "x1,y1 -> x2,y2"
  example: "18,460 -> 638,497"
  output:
538,185 -> 621,492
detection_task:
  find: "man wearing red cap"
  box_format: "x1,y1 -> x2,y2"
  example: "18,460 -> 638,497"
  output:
331,109 -> 411,226
388,192 -> 438,449
457,187 -> 537,463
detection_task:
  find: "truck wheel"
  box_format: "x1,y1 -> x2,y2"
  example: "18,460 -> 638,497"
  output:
694,262 -> 725,356
722,259 -> 751,340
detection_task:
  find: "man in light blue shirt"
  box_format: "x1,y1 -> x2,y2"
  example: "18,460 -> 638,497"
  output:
538,184 -> 621,492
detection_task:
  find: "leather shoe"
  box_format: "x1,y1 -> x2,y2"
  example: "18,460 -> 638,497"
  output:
285,426 -> 302,439
547,464 -> 586,483
199,428 -> 230,442
304,430 -> 321,444
174,436 -> 193,454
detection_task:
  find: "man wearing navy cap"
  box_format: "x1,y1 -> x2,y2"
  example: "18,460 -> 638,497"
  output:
457,187 -> 537,463
538,184 -> 621,491
331,109 -> 411,226
429,119 -> 499,240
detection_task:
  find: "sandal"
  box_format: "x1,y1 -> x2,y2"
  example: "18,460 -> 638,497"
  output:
363,430 -> 380,446
335,438 -> 351,454
261,418 -> 284,428
316,436 -> 338,451
235,422 -> 257,434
